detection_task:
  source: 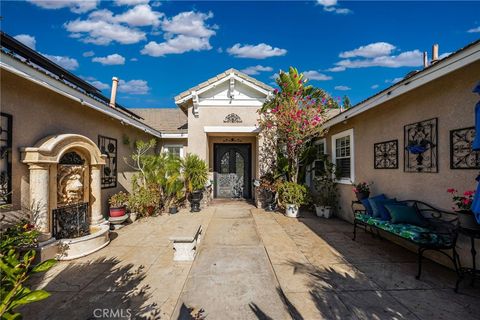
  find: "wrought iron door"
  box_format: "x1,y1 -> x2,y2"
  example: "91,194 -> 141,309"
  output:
214,144 -> 251,198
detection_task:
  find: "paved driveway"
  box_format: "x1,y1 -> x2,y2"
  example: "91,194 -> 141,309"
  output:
20,201 -> 480,319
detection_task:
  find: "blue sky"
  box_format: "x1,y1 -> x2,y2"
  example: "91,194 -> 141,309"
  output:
2,0 -> 480,108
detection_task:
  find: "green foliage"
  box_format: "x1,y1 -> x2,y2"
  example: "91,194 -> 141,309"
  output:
128,185 -> 160,217
0,222 -> 55,319
342,95 -> 352,110
313,156 -> 339,207
181,154 -> 209,193
278,182 -> 307,206
108,191 -> 129,208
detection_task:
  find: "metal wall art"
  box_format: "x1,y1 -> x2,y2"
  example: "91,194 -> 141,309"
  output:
0,113 -> 12,204
98,135 -> 117,188
223,113 -> 242,123
450,126 -> 479,169
374,140 -> 398,169
404,118 -> 438,173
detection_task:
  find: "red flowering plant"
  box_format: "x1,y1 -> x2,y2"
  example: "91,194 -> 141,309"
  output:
447,188 -> 475,212
352,182 -> 371,194
258,67 -> 338,183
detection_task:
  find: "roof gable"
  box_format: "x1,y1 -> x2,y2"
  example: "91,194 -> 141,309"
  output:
175,68 -> 273,105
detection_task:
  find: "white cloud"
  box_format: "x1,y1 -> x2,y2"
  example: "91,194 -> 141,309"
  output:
130,57 -> 138,61
162,11 -> 216,38
118,79 -> 150,94
467,26 -> 480,33
270,73 -> 279,80
14,34 -> 36,49
340,42 -> 396,58
141,10 -> 216,57
439,52 -> 452,59
92,53 -> 126,65
64,18 -> 146,45
303,70 -> 332,81
240,65 -> 273,75
115,4 -> 163,27
90,79 -> 110,90
115,0 -> 149,5
42,53 -> 79,70
335,50 -> 423,69
334,85 -> 351,91
316,0 -> 352,14
83,50 -> 95,57
326,66 -> 346,72
227,43 -> 287,59
371,84 -> 379,89
27,0 -> 98,13
385,77 -> 403,84
141,35 -> 211,56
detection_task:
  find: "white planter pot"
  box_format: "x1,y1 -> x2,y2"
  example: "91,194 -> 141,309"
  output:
315,205 -> 332,218
285,204 -> 299,218
128,212 -> 138,223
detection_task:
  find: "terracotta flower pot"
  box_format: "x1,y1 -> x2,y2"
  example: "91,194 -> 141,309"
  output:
109,207 -> 126,218
146,206 -> 155,215
355,191 -> 370,201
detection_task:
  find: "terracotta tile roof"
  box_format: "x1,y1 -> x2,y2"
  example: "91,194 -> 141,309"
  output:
130,108 -> 188,134
175,68 -> 274,103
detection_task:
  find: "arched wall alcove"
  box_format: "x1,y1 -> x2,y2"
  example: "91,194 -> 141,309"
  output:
21,134 -> 106,239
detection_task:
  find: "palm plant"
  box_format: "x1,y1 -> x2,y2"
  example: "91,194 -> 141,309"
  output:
181,154 -> 209,193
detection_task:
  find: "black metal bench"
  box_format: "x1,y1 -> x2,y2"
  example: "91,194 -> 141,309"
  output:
352,200 -> 459,280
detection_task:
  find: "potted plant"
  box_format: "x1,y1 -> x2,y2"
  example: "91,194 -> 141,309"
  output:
448,188 -> 479,230
352,182 -> 371,201
182,154 -> 209,212
128,186 -> 159,217
259,173 -> 279,211
313,160 -> 337,218
278,182 -> 307,218
166,177 -> 184,214
108,191 -> 129,217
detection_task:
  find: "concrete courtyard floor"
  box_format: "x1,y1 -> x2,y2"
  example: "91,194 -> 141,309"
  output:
20,201 -> 480,319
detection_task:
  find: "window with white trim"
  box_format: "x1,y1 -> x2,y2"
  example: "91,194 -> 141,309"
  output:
331,129 -> 354,184
313,139 -> 327,178
163,145 -> 184,158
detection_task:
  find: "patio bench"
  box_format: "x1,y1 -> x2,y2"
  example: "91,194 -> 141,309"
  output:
169,224 -> 203,261
352,200 -> 459,279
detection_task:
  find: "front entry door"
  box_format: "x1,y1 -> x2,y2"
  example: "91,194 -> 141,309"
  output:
214,144 -> 251,199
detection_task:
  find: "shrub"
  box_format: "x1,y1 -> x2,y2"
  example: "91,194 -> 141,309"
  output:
278,182 -> 307,206
108,191 -> 129,208
182,154 -> 209,193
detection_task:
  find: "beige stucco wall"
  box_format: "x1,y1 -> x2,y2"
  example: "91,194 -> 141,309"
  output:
1,70 -> 157,217
323,61 -> 480,267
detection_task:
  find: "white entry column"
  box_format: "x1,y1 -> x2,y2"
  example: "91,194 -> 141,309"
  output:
28,163 -> 51,239
90,164 -> 105,225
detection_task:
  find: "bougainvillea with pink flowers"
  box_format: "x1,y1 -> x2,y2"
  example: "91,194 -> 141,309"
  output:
258,67 -> 338,183
447,188 -> 475,211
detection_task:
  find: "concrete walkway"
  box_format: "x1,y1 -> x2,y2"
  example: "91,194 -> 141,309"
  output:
19,201 -> 480,320
173,202 -> 289,319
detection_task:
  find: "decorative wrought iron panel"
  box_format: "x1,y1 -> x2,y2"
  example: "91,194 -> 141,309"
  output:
214,144 -> 251,198
404,118 -> 438,173
52,202 -> 90,239
223,113 -> 242,123
374,140 -> 398,169
0,113 -> 12,205
98,135 -> 117,189
450,127 -> 480,169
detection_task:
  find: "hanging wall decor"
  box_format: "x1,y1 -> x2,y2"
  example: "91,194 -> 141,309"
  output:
98,135 -> 117,188
450,126 -> 480,169
404,118 -> 438,173
374,139 -> 398,169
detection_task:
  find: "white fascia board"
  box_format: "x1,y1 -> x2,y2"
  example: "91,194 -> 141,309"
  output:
1,54 -> 162,138
161,133 -> 188,139
203,126 -> 261,133
323,42 -> 480,129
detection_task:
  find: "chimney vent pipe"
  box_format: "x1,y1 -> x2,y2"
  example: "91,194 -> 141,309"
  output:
110,77 -> 119,107
423,51 -> 428,68
431,44 -> 439,64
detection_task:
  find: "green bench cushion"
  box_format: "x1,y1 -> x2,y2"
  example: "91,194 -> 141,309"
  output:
355,213 -> 453,247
